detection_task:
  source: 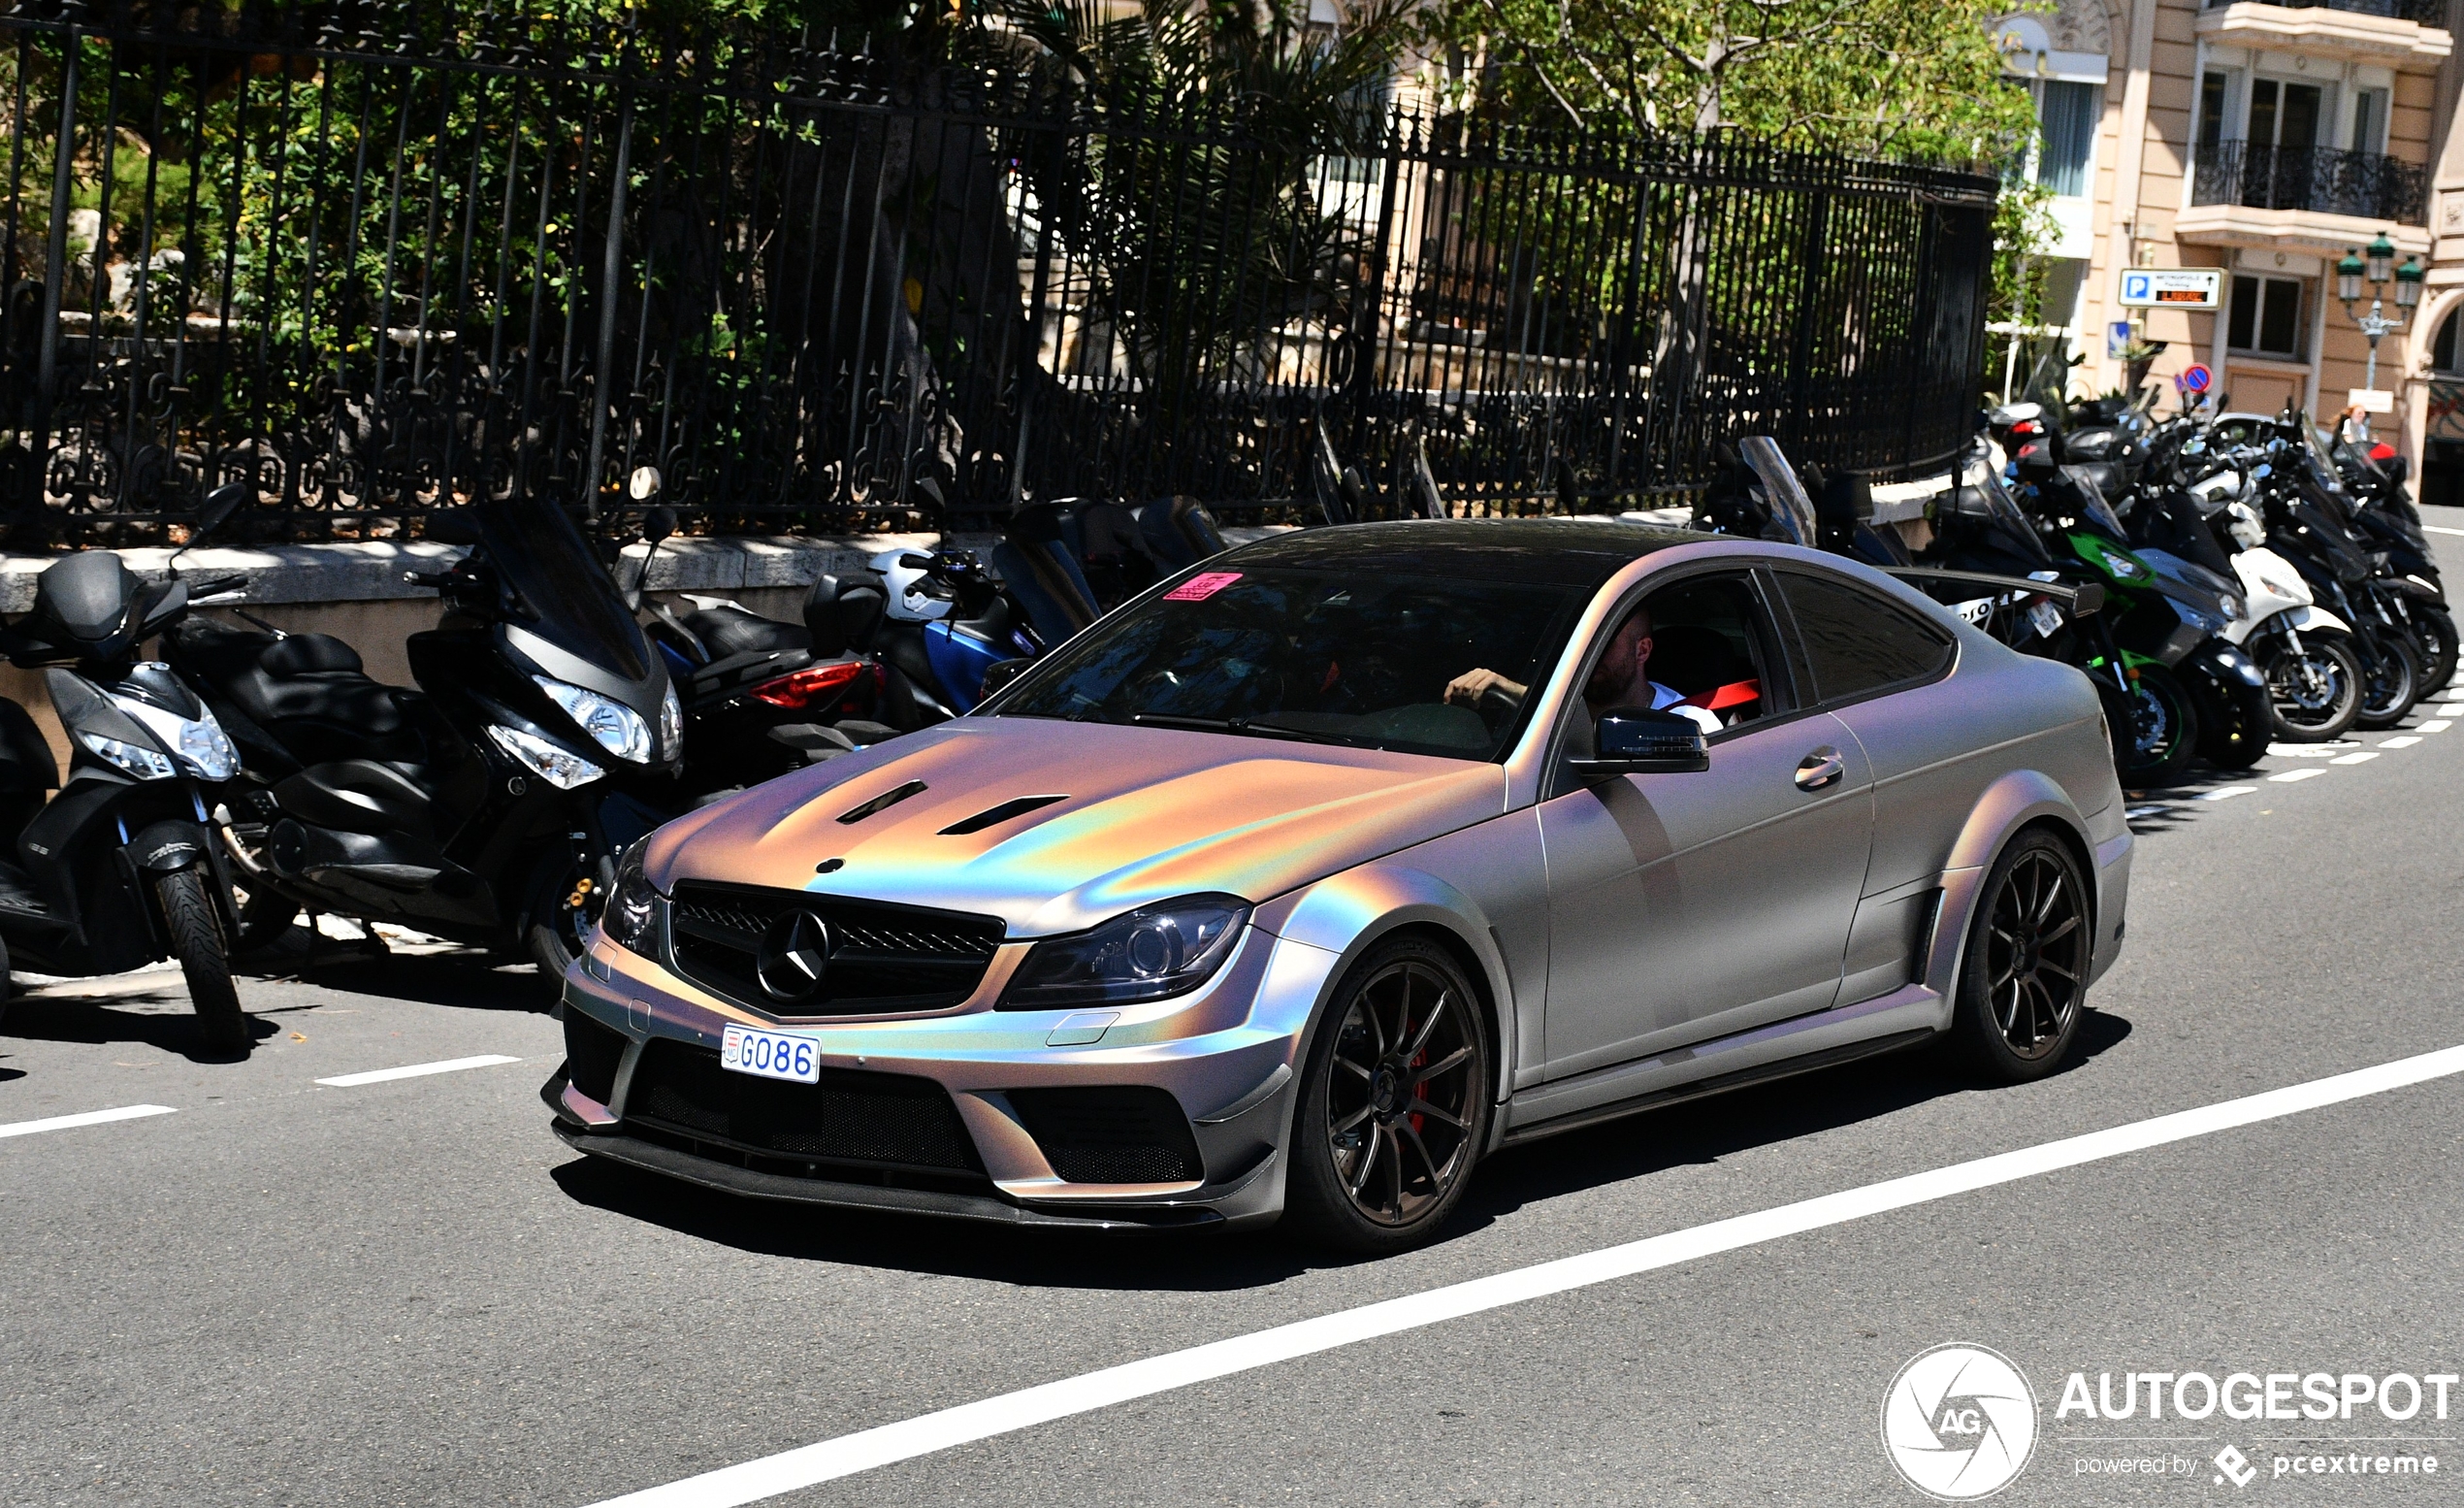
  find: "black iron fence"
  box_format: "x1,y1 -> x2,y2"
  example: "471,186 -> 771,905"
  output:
0,2 -> 1996,542
2190,141 -> 2430,224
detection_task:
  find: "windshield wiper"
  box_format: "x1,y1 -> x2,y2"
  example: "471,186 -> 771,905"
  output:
1128,713 -> 1344,745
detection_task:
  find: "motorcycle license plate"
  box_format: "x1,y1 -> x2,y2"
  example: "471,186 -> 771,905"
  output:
2027,598 -> 2064,640
720,1024 -> 820,1084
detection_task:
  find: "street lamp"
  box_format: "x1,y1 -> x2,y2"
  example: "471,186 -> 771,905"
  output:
2338,232 -> 2422,440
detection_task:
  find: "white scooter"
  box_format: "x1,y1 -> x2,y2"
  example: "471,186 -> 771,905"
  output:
2190,472 -> 2363,740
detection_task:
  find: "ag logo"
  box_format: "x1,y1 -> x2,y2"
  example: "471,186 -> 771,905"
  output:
1881,1343 -> 2039,1500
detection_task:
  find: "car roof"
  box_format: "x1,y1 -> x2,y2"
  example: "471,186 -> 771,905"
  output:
1224,517 -> 1704,589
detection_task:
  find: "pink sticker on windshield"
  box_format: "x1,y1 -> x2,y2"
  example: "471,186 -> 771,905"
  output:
1163,571 -> 1243,602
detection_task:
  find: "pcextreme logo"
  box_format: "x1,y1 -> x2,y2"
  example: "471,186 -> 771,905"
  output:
1882,1344 -> 2041,1500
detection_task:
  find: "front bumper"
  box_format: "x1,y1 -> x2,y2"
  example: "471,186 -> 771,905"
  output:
547,916 -> 1342,1231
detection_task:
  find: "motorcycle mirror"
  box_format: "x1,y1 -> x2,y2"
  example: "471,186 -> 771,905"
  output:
424,508 -> 481,546
642,505 -> 678,545
977,657 -> 1033,699
2069,582 -> 2106,618
195,482 -> 248,541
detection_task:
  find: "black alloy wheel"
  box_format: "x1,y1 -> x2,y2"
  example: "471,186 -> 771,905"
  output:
1951,831 -> 2089,1083
1286,937 -> 1491,1251
2355,635 -> 2420,730
2262,633 -> 2363,741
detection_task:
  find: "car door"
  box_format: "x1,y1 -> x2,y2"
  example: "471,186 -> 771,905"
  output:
1537,568 -> 1876,1080
1767,568 -> 1965,1008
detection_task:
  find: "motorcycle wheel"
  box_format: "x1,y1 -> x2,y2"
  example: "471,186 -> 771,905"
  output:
156,867 -> 248,1053
2114,663 -> 2200,789
2355,636 -> 2421,730
2188,664 -> 2273,770
2411,606 -> 2458,695
2261,633 -> 2363,741
522,849 -> 601,986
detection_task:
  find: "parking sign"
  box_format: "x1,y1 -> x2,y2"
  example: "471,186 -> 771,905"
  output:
2117,269 -> 2221,309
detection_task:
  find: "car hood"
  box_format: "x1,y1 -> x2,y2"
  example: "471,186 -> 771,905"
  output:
645,717 -> 1508,935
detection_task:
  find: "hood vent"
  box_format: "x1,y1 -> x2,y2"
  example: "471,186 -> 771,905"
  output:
836,779 -> 927,825
939,794 -> 1068,836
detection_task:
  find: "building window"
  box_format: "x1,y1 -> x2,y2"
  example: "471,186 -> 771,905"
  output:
2229,274 -> 2309,360
2198,71 -> 2230,158
2035,81 -> 2099,197
2433,308 -> 2462,376
2351,87 -> 2388,154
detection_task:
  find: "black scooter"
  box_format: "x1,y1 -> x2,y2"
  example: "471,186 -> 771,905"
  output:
0,495 -> 252,1049
165,489 -> 682,980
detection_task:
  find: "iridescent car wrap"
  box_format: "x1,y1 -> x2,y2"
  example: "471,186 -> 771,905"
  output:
547,523 -> 2130,1233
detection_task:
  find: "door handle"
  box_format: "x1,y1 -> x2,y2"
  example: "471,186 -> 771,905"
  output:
1795,747 -> 1846,792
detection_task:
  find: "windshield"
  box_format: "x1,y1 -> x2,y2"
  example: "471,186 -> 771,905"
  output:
992,568 -> 1587,761
2058,465 -> 2131,541
478,492 -> 648,680
1739,436 -> 1817,547
1964,460 -> 2055,566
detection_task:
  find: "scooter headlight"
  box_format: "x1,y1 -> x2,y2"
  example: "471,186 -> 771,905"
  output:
486,724 -> 605,790
533,675 -> 653,764
105,695 -> 238,780
2219,593 -> 2244,622
80,732 -> 177,780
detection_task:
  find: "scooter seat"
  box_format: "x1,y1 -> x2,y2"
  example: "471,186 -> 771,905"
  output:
683,606 -> 811,660
172,621 -> 425,767
271,759 -> 435,836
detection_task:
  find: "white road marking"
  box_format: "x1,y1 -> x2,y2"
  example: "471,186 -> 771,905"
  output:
579,1045 -> 2464,1508
2267,742 -> 2352,758
2268,768 -> 2327,782
2423,523 -> 2464,536
0,1103 -> 178,1140
2331,751 -> 2381,765
2377,736 -> 2421,749
2420,721 -> 2451,733
2198,786 -> 2258,801
2125,804 -> 2173,820
314,1054 -> 522,1088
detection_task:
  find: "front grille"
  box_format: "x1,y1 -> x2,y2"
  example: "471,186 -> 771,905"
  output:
625,1038 -> 982,1173
666,880 -> 1004,1016
564,1010 -> 629,1104
1008,1087 -> 1203,1185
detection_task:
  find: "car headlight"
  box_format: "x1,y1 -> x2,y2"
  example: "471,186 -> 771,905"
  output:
534,674 -> 653,763
659,684 -> 683,758
998,895 -> 1249,1009
81,731 -> 177,780
486,724 -> 605,789
600,840 -> 665,957
105,695 -> 238,780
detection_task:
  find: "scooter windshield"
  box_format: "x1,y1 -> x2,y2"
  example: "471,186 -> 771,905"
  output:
2058,465 -> 2132,541
1738,436 -> 1817,548
476,492 -> 649,680
1967,460 -> 2056,567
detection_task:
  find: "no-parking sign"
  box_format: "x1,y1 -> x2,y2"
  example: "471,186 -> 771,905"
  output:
2177,363 -> 2213,394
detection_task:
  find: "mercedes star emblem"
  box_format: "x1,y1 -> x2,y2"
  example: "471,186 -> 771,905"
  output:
755,910 -> 833,1002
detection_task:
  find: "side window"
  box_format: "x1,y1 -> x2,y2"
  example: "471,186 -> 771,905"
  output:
1561,572 -> 1784,769
1774,572 -> 1953,705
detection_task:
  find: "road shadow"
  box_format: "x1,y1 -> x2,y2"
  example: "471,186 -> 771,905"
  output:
0,990 -> 279,1061
266,949 -> 549,1013
549,1009 -> 2131,1289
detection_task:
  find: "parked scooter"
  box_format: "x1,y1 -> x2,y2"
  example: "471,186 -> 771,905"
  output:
164,488 -> 683,978
0,489 -> 253,1049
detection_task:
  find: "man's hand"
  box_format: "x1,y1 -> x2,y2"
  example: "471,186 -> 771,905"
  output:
1444,668 -> 1527,707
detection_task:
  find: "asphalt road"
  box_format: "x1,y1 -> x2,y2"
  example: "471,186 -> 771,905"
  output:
5,516 -> 2462,1508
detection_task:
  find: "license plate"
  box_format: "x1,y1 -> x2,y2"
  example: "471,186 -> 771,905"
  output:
2027,598 -> 2065,640
720,1024 -> 820,1084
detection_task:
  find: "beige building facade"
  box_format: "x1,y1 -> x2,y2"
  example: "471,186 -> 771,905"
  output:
1999,0 -> 2464,494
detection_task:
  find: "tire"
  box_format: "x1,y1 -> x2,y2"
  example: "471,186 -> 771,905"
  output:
0,931 -> 12,1034
522,848 -> 600,985
1282,936 -> 1493,1254
1948,830 -> 2089,1083
2113,662 -> 2199,788
2411,606 -> 2457,696
229,878 -> 301,955
2355,635 -> 2421,730
2188,663 -> 2272,770
2261,631 -> 2363,741
155,867 -> 247,1053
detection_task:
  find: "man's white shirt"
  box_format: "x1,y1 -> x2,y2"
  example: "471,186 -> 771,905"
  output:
1648,680 -> 1724,734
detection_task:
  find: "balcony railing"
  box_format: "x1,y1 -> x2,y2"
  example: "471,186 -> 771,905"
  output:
2189,141 -> 2430,223
2201,0 -> 2448,23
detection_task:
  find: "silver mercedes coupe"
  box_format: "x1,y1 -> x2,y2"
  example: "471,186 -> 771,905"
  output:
548,520 -> 2130,1251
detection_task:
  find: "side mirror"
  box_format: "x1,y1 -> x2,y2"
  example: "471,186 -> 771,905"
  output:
642,505 -> 677,544
425,508 -> 480,546
196,482 -> 248,541
2068,582 -> 2106,618
977,657 -> 1033,699
1570,706 -> 1709,780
